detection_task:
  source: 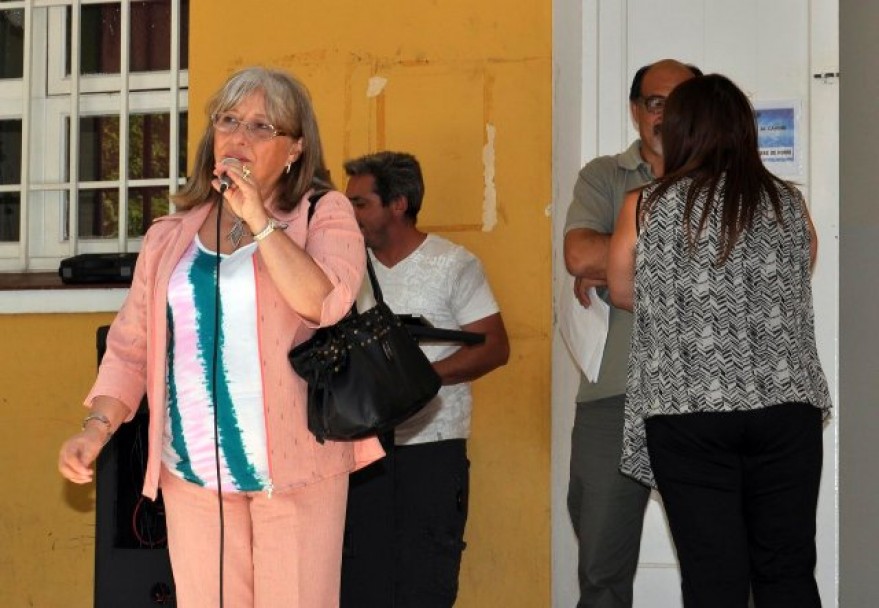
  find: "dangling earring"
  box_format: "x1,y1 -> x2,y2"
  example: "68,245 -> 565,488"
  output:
285,161 -> 292,174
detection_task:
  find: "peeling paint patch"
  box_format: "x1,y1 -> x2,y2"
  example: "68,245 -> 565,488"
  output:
482,123 -> 497,232
366,76 -> 388,98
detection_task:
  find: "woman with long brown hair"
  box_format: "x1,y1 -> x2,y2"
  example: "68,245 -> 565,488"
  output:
608,74 -> 831,607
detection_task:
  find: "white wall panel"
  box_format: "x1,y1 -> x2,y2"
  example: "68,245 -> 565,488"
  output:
637,495 -> 675,563
626,0 -> 705,67
552,1 -> 589,605
632,566 -> 683,605
594,0 -> 627,157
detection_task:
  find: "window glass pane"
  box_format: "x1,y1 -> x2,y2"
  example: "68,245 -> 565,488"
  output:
79,115 -> 120,182
66,1 -> 189,76
0,192 -> 19,242
73,188 -> 171,239
179,111 -> 188,178
131,0 -> 189,71
78,4 -> 122,76
0,9 -> 24,79
127,186 -> 169,236
180,0 -> 189,70
131,1 -> 167,71
73,113 -> 186,182
129,112 -> 188,179
77,188 -> 119,238
0,119 -> 22,184
129,113 -> 170,179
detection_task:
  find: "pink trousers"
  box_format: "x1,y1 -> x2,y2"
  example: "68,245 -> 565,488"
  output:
160,467 -> 349,608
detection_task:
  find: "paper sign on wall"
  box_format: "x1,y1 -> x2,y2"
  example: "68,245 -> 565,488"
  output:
754,100 -> 803,179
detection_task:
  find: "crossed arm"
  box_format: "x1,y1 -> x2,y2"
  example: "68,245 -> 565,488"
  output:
564,228 -> 612,308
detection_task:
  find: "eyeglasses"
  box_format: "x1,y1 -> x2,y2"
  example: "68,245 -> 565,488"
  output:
640,95 -> 666,114
212,113 -> 288,142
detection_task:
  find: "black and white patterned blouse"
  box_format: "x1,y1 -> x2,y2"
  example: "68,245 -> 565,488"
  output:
621,177 -> 833,488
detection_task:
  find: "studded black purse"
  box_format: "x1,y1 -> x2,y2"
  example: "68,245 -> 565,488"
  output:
288,196 -> 441,443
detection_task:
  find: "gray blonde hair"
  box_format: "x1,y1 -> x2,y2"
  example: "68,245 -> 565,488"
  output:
173,66 -> 333,211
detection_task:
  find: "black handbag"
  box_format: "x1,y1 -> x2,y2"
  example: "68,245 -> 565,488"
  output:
288,198 -> 441,443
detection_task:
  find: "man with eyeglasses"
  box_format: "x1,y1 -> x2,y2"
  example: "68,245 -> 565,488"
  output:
563,58 -> 701,608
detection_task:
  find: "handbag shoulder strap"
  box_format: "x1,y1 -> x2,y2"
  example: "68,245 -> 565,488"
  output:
307,191 -> 384,305
364,251 -> 384,304
306,190 -> 328,223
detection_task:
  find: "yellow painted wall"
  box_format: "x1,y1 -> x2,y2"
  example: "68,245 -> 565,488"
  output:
0,313 -> 117,605
1,1 -> 551,606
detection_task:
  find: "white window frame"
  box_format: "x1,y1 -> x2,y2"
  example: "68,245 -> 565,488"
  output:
0,0 -> 188,276
46,2 -> 189,96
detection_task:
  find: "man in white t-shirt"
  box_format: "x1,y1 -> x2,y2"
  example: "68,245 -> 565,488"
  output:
340,151 -> 509,608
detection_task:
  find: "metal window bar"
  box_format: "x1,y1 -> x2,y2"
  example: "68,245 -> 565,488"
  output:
67,0 -> 81,258
169,0 -> 180,206
118,0 -> 130,251
19,0 -> 33,270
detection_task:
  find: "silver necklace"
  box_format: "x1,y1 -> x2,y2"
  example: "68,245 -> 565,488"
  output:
225,206 -> 250,248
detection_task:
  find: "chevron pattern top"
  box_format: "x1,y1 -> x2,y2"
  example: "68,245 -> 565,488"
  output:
621,177 -> 833,488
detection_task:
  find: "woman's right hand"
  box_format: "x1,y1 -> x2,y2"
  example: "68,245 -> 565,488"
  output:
58,427 -> 106,484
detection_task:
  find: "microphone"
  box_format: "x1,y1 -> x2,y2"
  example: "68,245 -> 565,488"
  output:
218,157 -> 241,193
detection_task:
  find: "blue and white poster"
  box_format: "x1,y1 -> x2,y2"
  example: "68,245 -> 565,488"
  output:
754,100 -> 802,178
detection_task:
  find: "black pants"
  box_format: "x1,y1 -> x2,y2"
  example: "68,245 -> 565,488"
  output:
341,438 -> 469,608
646,402 -> 823,608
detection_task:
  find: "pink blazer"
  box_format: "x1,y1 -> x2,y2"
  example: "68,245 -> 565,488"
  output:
86,191 -> 383,499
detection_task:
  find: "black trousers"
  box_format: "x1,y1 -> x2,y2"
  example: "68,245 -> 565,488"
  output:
341,438 -> 469,608
646,402 -> 823,608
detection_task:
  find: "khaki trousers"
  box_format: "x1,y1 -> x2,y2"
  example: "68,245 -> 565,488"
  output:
567,397 -> 651,608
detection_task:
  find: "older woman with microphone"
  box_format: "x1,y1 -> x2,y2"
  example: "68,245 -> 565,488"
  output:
58,66 -> 382,608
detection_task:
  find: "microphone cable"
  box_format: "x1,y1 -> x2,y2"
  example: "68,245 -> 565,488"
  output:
212,190 -> 227,608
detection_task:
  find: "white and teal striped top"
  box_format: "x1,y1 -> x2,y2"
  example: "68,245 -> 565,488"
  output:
162,236 -> 271,493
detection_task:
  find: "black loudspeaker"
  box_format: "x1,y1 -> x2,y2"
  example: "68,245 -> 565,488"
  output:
95,325 -> 176,606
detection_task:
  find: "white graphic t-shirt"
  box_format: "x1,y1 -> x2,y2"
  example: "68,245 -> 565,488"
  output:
361,234 -> 500,445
